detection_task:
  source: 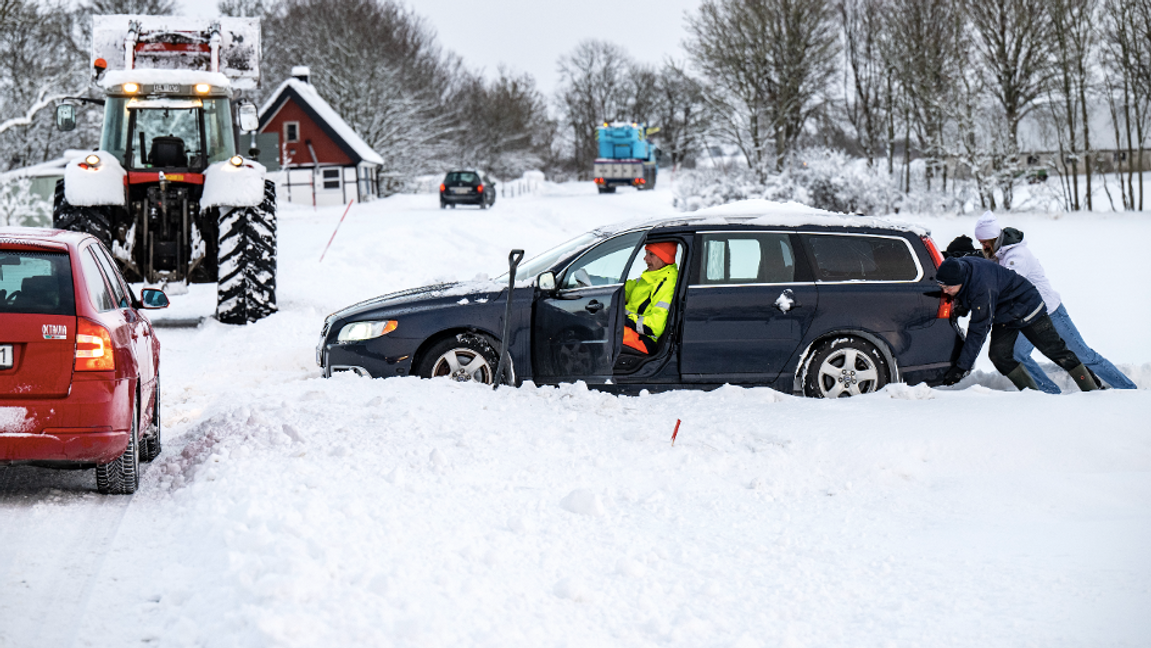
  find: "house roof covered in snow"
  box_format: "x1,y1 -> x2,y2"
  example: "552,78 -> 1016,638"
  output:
258,78 -> 384,167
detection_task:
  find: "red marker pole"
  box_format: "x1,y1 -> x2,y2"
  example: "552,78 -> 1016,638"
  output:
319,198 -> 355,262
671,419 -> 681,446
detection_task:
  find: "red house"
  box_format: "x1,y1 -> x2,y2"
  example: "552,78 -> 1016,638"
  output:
258,67 -> 383,206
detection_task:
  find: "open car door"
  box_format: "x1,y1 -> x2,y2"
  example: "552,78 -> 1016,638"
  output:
532,231 -> 644,384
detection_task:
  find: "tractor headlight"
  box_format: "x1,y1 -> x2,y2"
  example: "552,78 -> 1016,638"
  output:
229,155 -> 244,167
195,83 -> 211,94
338,320 -> 398,342
122,82 -> 139,93
82,154 -> 101,169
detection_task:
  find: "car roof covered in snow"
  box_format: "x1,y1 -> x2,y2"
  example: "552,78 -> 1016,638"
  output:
591,200 -> 931,238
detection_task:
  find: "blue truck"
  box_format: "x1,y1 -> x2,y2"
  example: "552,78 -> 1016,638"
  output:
593,122 -> 659,193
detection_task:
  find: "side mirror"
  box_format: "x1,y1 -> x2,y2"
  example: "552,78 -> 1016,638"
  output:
238,102 -> 259,133
56,104 -> 77,132
140,288 -> 170,309
537,271 -> 556,292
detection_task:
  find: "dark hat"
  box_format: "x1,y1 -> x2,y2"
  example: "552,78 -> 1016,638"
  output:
936,257 -> 966,285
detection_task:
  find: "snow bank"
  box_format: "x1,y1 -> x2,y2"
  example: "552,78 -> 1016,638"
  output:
62,151 -> 125,206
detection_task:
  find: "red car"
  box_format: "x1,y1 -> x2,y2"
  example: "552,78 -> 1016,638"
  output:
1,227 -> 168,494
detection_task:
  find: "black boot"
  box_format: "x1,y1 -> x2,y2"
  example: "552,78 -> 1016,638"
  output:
1067,363 -> 1100,392
1005,364 -> 1040,391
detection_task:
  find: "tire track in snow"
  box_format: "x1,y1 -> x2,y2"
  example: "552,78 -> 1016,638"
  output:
0,466 -> 132,648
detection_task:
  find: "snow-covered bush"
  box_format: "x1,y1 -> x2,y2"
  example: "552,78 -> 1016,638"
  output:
0,175 -> 51,227
673,147 -> 900,215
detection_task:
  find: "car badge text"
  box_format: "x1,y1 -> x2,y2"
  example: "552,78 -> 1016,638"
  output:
43,324 -> 67,340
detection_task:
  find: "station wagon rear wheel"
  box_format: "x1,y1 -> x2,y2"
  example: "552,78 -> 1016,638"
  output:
96,397 -> 140,494
803,337 -> 889,398
419,334 -> 499,384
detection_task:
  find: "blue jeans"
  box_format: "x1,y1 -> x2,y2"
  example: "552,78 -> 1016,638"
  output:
1015,303 -> 1137,393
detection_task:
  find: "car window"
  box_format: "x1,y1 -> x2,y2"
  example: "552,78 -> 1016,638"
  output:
447,172 -> 479,184
561,231 -> 643,289
91,245 -> 131,308
696,233 -> 795,284
624,240 -> 683,282
803,234 -> 918,282
79,248 -> 116,312
0,251 -> 76,315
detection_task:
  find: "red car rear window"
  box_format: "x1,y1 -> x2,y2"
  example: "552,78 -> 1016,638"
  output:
0,251 -> 76,315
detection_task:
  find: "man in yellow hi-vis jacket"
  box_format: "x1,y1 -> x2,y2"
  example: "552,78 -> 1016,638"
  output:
622,242 -> 678,354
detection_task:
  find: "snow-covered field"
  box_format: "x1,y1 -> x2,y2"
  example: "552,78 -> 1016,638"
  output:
2,182 -> 1149,647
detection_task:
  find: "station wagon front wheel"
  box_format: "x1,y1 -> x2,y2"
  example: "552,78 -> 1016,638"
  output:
803,337 -> 890,398
419,335 -> 498,384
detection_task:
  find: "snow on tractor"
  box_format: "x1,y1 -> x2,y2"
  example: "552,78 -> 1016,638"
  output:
53,15 -> 275,324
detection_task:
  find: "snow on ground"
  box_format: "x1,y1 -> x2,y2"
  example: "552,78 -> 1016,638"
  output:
2,181 -> 1150,647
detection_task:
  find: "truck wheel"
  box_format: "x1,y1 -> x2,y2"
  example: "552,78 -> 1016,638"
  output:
216,180 -> 277,325
53,179 -> 113,249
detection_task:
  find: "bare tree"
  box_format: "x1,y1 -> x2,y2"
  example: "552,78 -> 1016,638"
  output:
967,0 -> 1052,209
686,0 -> 840,177
262,0 -> 461,191
651,60 -> 712,170
1044,0 -> 1099,211
838,0 -> 890,168
1100,0 -> 1150,210
450,67 -> 556,178
881,0 -> 966,192
554,40 -> 634,178
82,0 -> 176,14
0,1 -> 91,168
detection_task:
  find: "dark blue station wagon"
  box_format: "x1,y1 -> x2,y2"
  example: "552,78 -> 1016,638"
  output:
317,203 -> 963,397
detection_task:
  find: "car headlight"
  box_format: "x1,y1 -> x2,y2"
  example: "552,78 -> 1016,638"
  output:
337,320 -> 398,342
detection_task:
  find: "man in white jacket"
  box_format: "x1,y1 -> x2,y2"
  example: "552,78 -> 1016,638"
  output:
974,211 -> 1137,392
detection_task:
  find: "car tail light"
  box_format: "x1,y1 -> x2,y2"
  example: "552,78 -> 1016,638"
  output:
922,236 -> 951,318
937,296 -> 953,319
439,183 -> 445,192
477,184 -> 484,193
922,236 -> 944,268
594,178 -> 604,185
76,318 -> 114,371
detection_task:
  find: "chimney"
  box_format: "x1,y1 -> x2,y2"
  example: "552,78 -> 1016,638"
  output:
291,66 -> 310,84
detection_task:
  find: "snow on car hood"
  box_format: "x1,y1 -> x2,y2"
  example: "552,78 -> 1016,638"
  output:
327,279 -> 504,323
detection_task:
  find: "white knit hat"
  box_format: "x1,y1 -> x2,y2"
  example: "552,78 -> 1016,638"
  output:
974,210 -> 1001,241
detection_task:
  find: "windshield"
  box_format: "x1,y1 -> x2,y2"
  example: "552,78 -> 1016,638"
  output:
497,231 -> 603,282
100,97 -> 235,168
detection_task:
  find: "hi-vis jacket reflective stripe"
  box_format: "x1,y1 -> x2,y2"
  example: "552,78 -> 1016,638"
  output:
624,264 -> 678,342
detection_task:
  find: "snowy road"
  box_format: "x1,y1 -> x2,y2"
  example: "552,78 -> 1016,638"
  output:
2,182 -> 1149,647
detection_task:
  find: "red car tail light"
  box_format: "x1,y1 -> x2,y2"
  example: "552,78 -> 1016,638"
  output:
923,237 -> 953,319
76,318 -> 114,371
477,184 -> 484,193
922,236 -> 944,268
439,183 -> 445,192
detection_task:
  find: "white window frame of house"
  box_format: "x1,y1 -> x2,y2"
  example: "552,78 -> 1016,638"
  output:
284,121 -> 300,143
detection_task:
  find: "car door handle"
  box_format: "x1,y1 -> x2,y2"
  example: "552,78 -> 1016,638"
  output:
585,300 -> 604,313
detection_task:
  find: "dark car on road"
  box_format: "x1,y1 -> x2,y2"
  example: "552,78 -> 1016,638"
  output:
316,203 -> 963,397
440,170 -> 496,209
1,228 -> 169,493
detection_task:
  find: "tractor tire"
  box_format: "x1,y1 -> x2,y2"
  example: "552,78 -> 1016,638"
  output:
216,180 -> 277,325
52,179 -> 113,249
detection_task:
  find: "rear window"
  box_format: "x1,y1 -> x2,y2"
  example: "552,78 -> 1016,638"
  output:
802,234 -> 919,282
0,251 -> 76,315
446,172 -> 479,184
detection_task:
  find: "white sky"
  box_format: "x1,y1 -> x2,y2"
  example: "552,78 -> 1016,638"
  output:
178,0 -> 702,95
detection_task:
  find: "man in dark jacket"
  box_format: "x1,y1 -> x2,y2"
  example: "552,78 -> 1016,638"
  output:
936,256 -> 1099,391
